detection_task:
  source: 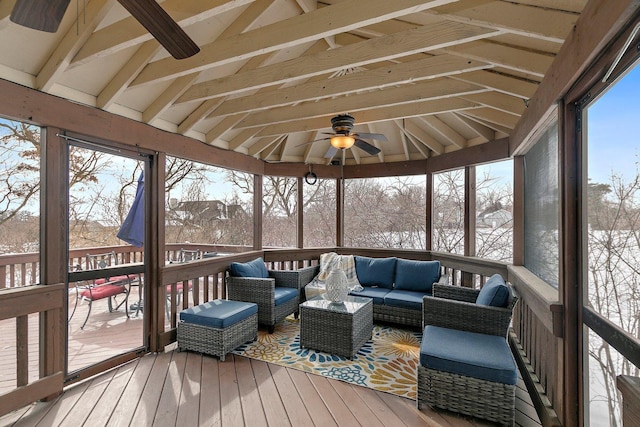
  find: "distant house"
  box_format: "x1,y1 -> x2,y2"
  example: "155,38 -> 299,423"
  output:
169,200 -> 245,226
478,209 -> 513,228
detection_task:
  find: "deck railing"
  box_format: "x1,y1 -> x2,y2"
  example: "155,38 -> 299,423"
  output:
0,246 -> 559,423
0,284 -> 65,416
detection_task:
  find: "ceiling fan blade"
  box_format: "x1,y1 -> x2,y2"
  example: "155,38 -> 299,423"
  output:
10,0 -> 71,33
355,139 -> 381,155
117,0 -> 200,59
353,132 -> 388,142
324,146 -> 339,158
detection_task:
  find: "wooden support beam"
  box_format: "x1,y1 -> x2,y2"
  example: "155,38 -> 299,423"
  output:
510,0 -> 640,155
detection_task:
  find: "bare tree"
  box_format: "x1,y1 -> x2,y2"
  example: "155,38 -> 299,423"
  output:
587,172 -> 640,426
433,170 -> 465,253
476,171 -> 514,262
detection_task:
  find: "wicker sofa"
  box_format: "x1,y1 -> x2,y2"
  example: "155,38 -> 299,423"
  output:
349,256 -> 448,328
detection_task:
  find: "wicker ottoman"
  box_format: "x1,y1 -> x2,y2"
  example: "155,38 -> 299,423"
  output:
177,299 -> 258,361
417,325 -> 517,426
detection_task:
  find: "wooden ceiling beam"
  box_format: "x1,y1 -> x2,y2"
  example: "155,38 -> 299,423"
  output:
97,41 -> 160,110
199,55 -> 490,116
441,41 -> 554,78
402,130 -> 430,159
420,116 -> 467,148
460,92 -> 527,116
235,79 -> 487,129
227,128 -> 262,151
176,21 -> 499,102
143,0 -> 277,127
70,0 -> 253,67
448,113 -> 495,142
131,0 -> 483,87
403,119 -> 445,155
256,98 -> 480,137
450,70 -> 538,99
425,1 -> 579,43
463,107 -> 520,129
459,112 -> 512,136
36,0 -> 114,92
205,113 -> 248,144
143,74 -> 197,124
248,135 -> 283,158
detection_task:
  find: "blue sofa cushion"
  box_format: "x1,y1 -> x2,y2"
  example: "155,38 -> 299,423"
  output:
476,274 -> 511,307
349,286 -> 392,305
229,257 -> 268,278
384,290 -> 430,311
355,256 -> 397,289
180,299 -> 258,329
420,325 -> 517,385
394,259 -> 440,292
274,287 -> 298,306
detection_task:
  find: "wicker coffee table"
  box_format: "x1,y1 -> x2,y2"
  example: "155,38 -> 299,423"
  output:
299,294 -> 373,359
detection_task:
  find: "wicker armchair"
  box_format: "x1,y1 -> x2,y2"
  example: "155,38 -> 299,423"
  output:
422,282 -> 518,337
418,281 -> 519,425
226,264 -> 319,333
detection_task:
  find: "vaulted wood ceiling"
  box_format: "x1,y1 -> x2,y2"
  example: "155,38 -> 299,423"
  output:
0,0 -> 587,165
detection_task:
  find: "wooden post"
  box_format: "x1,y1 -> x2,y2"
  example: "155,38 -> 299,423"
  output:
560,98 -> 580,427
253,174 -> 263,250
617,375 -> 640,426
463,166 -> 476,287
39,127 -> 67,399
297,177 -> 304,250
426,173 -> 433,251
512,156 -> 525,265
149,153 -> 164,352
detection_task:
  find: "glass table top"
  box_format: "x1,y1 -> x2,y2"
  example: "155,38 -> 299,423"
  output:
301,294 -> 371,314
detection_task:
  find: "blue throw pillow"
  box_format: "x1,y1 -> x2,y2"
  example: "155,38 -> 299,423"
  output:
229,257 -> 268,278
476,274 -> 511,307
354,256 -> 396,289
394,259 -> 440,292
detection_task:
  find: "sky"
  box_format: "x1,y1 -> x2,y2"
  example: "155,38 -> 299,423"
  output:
587,62 -> 640,185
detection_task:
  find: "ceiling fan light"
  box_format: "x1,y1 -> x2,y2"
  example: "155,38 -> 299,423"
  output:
330,135 -> 355,149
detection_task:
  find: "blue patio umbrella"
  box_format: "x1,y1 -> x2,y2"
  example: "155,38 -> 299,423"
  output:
117,172 -> 144,247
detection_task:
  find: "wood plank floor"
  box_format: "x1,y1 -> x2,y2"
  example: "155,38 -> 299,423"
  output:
2,351 -> 542,427
1,290 -> 542,426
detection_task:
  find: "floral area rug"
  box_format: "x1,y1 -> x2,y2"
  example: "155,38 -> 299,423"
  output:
232,317 -> 421,399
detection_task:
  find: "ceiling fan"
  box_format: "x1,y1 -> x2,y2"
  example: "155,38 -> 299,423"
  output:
10,0 -> 200,59
301,114 -> 388,158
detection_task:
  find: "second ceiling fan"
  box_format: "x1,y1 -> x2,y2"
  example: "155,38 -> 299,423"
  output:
10,0 -> 200,59
303,114 -> 388,158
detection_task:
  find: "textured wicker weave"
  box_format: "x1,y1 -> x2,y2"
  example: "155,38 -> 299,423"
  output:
299,295 -> 373,359
361,273 -> 450,329
373,304 -> 422,328
177,312 -> 257,361
417,282 -> 518,425
226,265 -> 318,332
423,282 -> 518,337
417,365 -> 515,426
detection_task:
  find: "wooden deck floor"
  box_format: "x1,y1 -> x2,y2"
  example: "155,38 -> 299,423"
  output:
1,291 -> 542,427
2,352 -> 542,427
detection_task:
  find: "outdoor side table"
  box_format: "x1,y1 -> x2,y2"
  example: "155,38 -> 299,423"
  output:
299,294 -> 373,359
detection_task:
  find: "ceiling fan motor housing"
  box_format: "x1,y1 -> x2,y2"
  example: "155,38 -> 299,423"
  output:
331,114 -> 355,135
